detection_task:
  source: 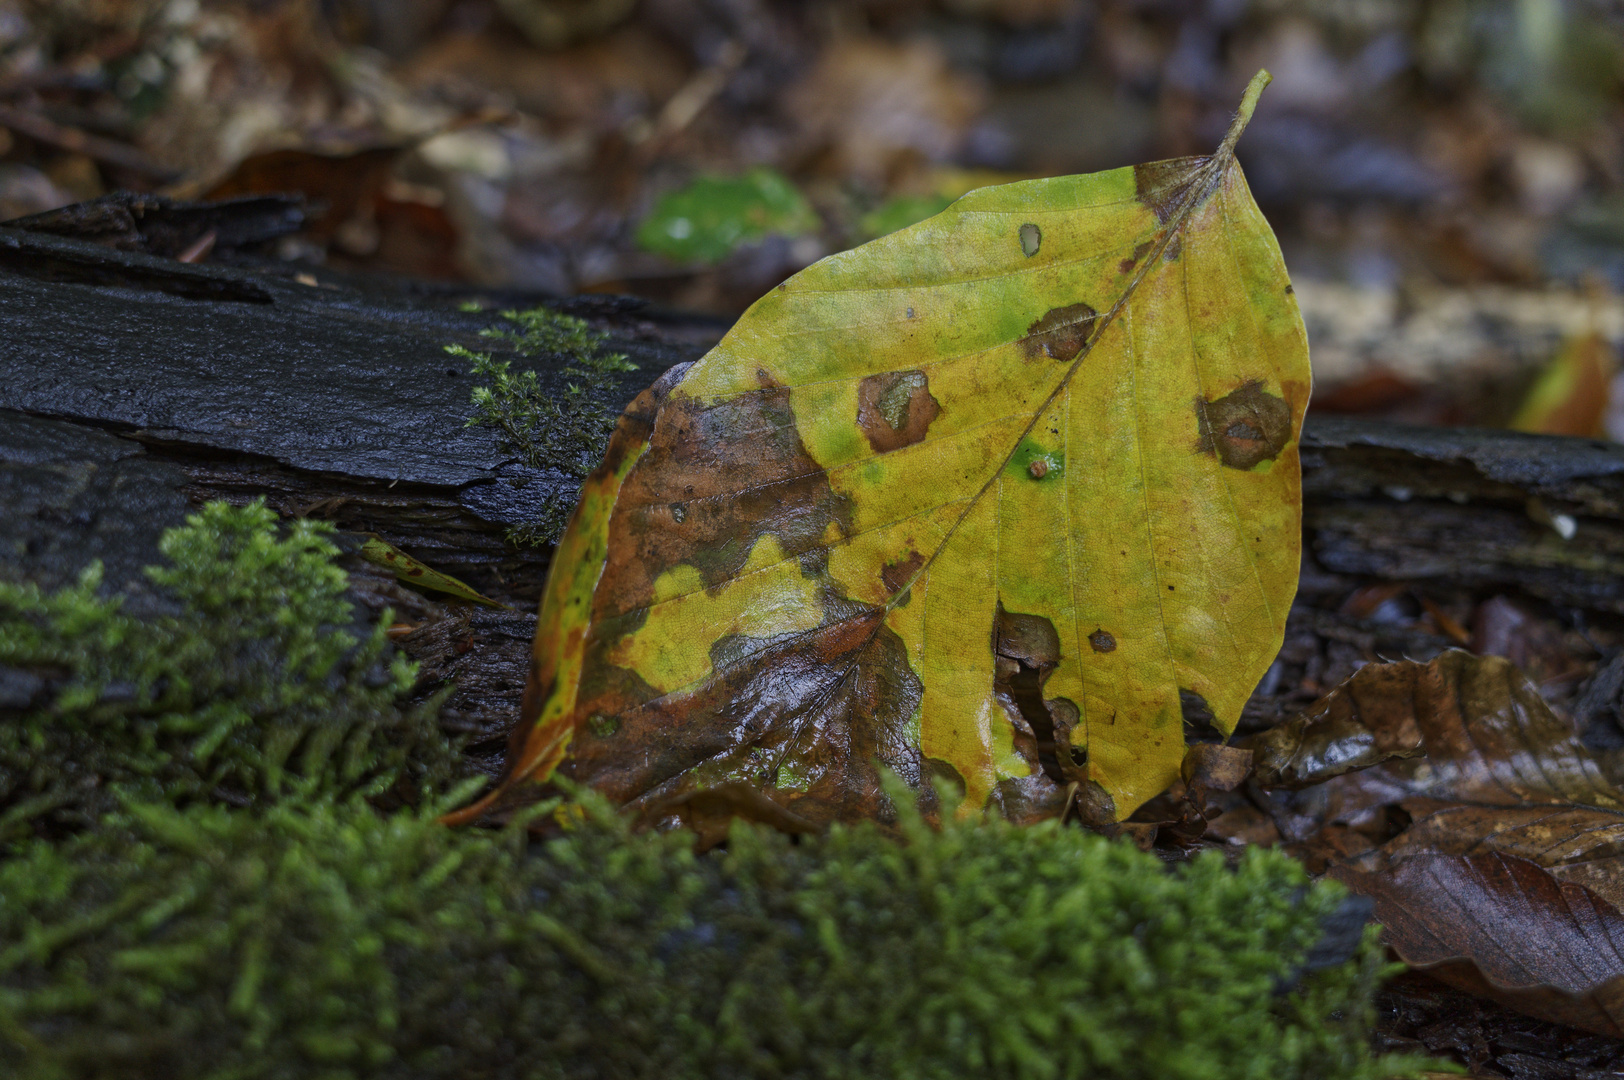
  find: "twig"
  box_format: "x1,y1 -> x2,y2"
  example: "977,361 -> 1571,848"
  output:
0,104 -> 179,181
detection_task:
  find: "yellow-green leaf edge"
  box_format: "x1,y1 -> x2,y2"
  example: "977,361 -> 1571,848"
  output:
360,538 -> 506,609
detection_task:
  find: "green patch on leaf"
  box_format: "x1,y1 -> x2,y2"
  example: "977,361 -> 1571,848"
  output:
636,168 -> 820,264
1008,435 -> 1064,481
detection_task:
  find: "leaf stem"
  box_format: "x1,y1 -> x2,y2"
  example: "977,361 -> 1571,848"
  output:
1216,69 -> 1272,164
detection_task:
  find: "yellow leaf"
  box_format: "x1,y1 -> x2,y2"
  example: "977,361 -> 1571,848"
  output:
446,71 -> 1309,828
360,538 -> 506,608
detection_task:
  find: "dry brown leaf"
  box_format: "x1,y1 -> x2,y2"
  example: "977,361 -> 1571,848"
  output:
1335,850 -> 1624,1037
1252,650 -> 1615,806
1251,650 -> 1624,1035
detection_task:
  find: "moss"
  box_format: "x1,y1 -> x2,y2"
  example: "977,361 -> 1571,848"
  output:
0,501 -> 464,844
0,493 -> 1435,1079
453,306 -> 638,546
0,785 -> 1433,1080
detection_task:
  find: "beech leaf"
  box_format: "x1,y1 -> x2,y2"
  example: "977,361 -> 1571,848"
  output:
449,70 -> 1309,828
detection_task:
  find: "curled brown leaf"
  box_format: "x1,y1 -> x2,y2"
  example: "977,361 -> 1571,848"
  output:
1251,650 -> 1624,1035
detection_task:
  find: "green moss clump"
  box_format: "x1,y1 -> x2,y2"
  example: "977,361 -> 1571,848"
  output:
0,786 -> 1430,1080
0,496 -> 1433,1080
0,501 -> 462,843
452,306 -> 638,546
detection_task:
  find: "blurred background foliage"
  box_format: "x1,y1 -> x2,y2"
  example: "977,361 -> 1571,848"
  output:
4,0 -> 1624,429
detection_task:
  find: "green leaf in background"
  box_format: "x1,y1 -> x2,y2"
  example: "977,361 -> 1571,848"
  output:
360,537 -> 506,608
859,193 -> 954,240
636,168 -> 820,264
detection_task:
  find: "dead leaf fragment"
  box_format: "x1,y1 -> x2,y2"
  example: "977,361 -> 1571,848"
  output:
1252,650 -> 1618,807
1334,851 -> 1624,1037
361,537 -> 506,608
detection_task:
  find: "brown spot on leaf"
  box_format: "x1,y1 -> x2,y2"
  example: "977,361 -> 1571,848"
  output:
881,549 -> 925,596
594,379 -> 854,624
1088,629 -> 1115,653
994,605 -> 1061,670
567,606 -> 930,829
1019,301 -> 1098,363
1117,241 -> 1153,276
1195,380 -> 1292,470
857,369 -> 941,453
1027,459 -> 1048,480
992,605 -> 1076,786
1134,156 -> 1208,224
597,361 -> 686,477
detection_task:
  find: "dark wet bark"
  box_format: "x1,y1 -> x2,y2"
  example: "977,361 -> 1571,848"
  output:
0,224 -> 724,754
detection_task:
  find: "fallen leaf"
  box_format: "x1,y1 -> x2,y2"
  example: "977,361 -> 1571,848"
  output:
1251,649 -> 1624,1036
360,538 -> 506,608
449,70 -> 1309,828
1183,742 -> 1254,792
1253,649 -> 1614,803
1509,331 -> 1616,438
636,168 -> 820,265
858,193 -> 954,241
205,146 -> 401,251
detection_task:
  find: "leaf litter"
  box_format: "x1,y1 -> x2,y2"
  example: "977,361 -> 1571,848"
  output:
1249,649 -> 1624,1038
